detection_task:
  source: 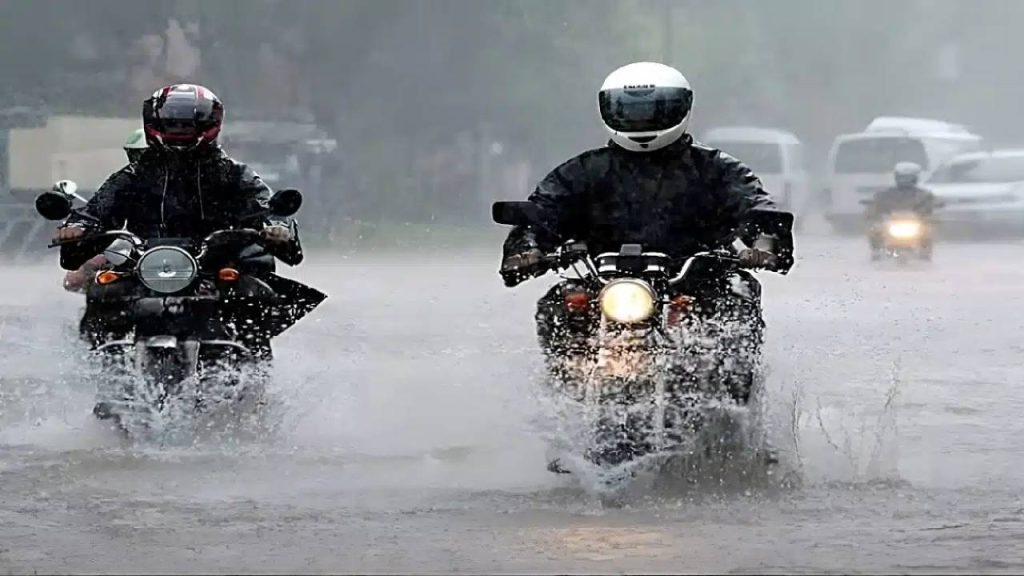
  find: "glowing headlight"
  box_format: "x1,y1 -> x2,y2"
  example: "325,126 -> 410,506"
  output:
136,246 -> 198,294
887,220 -> 922,239
599,279 -> 657,323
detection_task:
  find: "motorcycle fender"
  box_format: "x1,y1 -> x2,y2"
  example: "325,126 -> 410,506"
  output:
594,347 -> 655,382
133,338 -> 200,379
144,335 -> 179,349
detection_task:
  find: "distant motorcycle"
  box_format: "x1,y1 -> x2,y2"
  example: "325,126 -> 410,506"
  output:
493,201 -> 786,471
863,199 -> 934,263
37,181 -> 325,432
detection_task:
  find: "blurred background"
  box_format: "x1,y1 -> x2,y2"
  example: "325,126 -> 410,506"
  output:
0,0 -> 1021,253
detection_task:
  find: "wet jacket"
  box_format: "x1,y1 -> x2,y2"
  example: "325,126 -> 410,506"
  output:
503,136 -> 794,277
867,185 -> 938,219
61,146 -> 302,270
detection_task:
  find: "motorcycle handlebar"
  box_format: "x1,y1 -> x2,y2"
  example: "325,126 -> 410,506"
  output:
49,228 -> 265,255
47,229 -> 140,249
533,247 -> 743,279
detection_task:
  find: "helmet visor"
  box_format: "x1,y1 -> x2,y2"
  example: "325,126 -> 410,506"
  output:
153,92 -> 217,143
599,86 -> 692,133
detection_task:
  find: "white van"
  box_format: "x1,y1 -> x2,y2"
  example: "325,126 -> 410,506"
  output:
824,117 -> 983,233
701,126 -> 810,216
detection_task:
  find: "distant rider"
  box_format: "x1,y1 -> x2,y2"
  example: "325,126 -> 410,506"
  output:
865,162 -> 938,260
63,129 -> 149,293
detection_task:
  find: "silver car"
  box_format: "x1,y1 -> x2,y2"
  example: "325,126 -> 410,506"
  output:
927,149 -> 1024,236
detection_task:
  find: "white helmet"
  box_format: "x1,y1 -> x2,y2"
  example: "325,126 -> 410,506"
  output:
598,62 -> 693,152
123,128 -> 147,163
894,161 -> 922,187
124,128 -> 147,150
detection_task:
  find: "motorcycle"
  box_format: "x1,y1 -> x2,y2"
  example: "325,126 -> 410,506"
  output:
862,200 -> 934,263
493,201 -> 782,472
36,181 -> 325,431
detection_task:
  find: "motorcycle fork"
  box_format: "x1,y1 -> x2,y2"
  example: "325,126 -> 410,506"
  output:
586,317 -> 670,450
134,338 -> 200,405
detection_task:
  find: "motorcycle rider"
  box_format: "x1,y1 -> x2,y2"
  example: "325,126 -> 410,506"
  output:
63,129 -> 149,293
123,127 -> 148,165
865,162 -> 938,260
499,62 -> 794,404
54,84 -> 313,356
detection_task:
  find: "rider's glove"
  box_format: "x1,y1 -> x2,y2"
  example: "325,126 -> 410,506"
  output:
738,248 -> 779,271
500,248 -> 544,287
260,224 -> 293,245
53,224 -> 86,243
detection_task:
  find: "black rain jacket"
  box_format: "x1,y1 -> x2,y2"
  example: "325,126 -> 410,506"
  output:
866,185 -> 938,220
502,136 -> 795,283
60,146 -> 302,270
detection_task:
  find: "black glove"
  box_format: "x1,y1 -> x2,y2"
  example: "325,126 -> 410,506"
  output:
500,248 -> 545,287
738,248 -> 779,271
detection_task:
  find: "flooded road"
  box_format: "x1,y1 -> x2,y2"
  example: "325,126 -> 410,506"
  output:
1,235 -> 1023,573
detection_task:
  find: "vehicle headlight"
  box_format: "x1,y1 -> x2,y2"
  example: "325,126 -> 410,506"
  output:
136,246 -> 198,294
887,220 -> 922,239
599,279 -> 657,324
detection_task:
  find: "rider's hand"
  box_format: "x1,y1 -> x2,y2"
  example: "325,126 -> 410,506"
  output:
62,255 -> 107,292
260,224 -> 293,245
63,269 -> 90,292
738,248 -> 779,270
53,225 -> 85,243
500,248 -> 544,287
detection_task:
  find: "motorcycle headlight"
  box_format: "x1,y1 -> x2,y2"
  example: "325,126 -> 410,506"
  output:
599,279 -> 657,324
887,220 -> 922,239
136,246 -> 198,294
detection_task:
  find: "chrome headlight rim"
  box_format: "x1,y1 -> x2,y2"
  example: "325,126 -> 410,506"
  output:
136,246 -> 198,294
598,278 -> 658,324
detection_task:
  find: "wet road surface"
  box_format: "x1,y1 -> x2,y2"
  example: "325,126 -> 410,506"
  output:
1,235 -> 1023,573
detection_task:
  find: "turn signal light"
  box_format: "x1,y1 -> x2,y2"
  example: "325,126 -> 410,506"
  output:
95,271 -> 121,285
563,291 -> 591,312
670,295 -> 695,311
667,295 -> 695,325
218,267 -> 241,282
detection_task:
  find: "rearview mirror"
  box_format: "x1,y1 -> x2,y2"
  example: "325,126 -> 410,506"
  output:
35,191 -> 73,221
269,188 -> 303,217
492,201 -> 542,226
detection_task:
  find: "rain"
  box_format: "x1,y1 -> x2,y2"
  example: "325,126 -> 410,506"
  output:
1,1 -> 1022,573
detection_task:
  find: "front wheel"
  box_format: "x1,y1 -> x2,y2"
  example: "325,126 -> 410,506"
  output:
138,346 -> 193,412
586,409 -> 655,467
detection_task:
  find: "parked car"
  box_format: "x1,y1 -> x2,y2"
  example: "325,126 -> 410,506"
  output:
926,149 -> 1024,237
701,126 -> 811,220
824,116 -> 983,234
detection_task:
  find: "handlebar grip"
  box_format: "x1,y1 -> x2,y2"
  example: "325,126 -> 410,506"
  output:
47,230 -> 106,248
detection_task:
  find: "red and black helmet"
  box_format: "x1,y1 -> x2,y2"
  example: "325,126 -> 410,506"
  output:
142,84 -> 224,151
